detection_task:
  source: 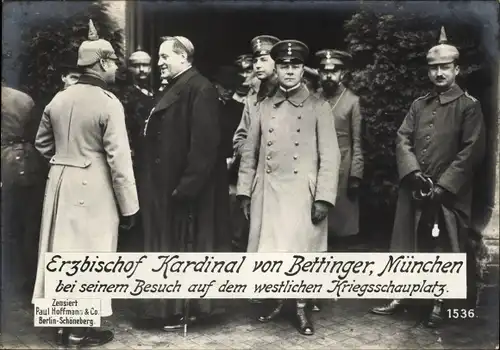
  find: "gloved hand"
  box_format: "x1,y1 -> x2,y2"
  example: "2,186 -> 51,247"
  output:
311,201 -> 330,225
239,196 -> 251,220
120,213 -> 137,230
347,177 -> 361,200
408,171 -> 428,192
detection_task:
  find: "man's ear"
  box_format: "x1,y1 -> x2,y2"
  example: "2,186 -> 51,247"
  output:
454,64 -> 460,76
99,58 -> 107,70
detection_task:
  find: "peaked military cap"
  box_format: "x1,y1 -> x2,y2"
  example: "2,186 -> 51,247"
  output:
251,35 -> 280,57
426,26 -> 459,65
235,54 -> 253,69
129,46 -> 151,65
315,49 -> 352,70
270,40 -> 309,64
77,19 -> 118,67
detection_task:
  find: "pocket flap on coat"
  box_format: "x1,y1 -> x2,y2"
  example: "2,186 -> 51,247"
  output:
50,156 -> 91,168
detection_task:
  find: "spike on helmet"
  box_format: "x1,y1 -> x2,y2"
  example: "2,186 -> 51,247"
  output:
426,26 -> 459,65
438,26 -> 447,44
77,18 -> 117,67
88,19 -> 99,41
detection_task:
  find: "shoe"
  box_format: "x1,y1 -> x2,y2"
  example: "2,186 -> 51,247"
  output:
258,302 -> 283,323
370,299 -> 403,315
295,307 -> 314,336
66,329 -> 114,347
162,314 -> 184,331
424,300 -> 444,328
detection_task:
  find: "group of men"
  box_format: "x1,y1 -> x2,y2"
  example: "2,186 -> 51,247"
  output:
0,18 -> 486,347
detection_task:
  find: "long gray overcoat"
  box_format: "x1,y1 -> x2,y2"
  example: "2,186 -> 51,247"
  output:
390,84 -> 486,253
237,84 -> 341,252
32,74 -> 139,317
317,84 -> 364,237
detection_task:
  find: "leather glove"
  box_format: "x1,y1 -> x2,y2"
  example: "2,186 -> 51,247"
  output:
239,196 -> 251,221
347,177 -> 361,200
120,213 -> 137,230
311,201 -> 330,225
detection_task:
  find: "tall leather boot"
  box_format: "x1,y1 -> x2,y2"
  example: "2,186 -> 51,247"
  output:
370,299 -> 404,315
424,299 -> 444,328
295,300 -> 314,336
258,300 -> 284,323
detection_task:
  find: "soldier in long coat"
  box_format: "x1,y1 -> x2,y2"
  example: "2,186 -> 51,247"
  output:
32,21 -> 139,346
1,85 -> 47,298
370,28 -> 486,328
138,36 -> 230,329
237,40 -> 340,336
314,50 -> 364,241
231,36 -> 279,252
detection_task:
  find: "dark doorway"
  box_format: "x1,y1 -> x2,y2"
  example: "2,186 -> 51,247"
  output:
138,2 -> 359,89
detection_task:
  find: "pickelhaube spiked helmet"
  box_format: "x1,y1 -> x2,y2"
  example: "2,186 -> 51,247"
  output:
77,19 -> 118,67
426,26 -> 459,65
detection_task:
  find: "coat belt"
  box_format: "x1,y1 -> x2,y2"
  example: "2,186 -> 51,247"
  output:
49,156 -> 92,168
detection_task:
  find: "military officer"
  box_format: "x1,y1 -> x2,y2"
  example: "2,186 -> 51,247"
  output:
370,27 -> 486,328
230,35 -> 280,253
59,51 -> 83,89
1,86 -> 47,298
315,49 -> 364,243
32,20 -> 139,346
123,47 -> 155,158
237,40 -> 340,335
233,54 -> 254,103
232,35 -> 280,158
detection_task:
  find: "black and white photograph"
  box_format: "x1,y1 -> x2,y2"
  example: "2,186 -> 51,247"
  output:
1,0 -> 499,349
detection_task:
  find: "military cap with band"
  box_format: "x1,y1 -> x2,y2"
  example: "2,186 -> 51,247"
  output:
235,54 -> 253,69
129,46 -> 151,65
315,49 -> 352,70
426,26 -> 459,65
251,35 -> 280,57
270,40 -> 309,64
77,19 -> 118,67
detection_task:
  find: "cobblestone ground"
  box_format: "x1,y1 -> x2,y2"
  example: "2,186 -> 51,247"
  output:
1,276 -> 498,350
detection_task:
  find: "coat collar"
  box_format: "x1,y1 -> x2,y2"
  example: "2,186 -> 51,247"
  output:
272,83 -> 309,107
256,74 -> 278,103
430,83 -> 463,105
76,73 -> 108,90
153,67 -> 197,114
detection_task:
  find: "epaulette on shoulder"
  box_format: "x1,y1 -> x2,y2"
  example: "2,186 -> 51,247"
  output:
464,91 -> 478,102
414,93 -> 430,103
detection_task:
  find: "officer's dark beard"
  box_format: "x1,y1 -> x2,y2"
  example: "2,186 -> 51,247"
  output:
321,80 -> 339,96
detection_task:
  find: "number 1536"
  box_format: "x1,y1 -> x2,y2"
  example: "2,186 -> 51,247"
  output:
447,309 -> 476,319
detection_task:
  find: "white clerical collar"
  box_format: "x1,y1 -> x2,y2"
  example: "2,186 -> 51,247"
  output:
171,65 -> 192,80
279,82 -> 301,94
